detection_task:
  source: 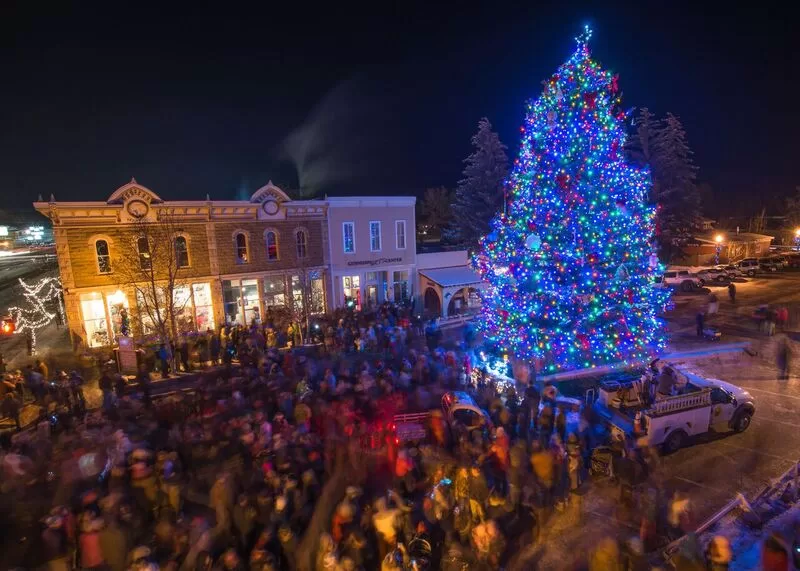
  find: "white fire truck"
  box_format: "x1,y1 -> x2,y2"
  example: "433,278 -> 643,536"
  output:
591,365 -> 756,453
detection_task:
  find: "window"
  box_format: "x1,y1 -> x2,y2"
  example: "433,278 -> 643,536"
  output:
263,276 -> 286,307
222,279 -> 261,325
235,233 -> 248,264
295,230 -> 307,259
175,236 -> 189,268
393,270 -> 409,302
310,275 -> 325,314
96,240 -> 112,274
137,237 -> 151,270
80,292 -> 109,347
396,220 -> 407,250
266,231 -> 279,261
192,283 -> 216,332
343,222 -> 355,253
370,221 -> 381,252
291,275 -> 305,311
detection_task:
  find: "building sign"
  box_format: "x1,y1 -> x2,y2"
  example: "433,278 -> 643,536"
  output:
346,257 -> 402,267
116,335 -> 138,374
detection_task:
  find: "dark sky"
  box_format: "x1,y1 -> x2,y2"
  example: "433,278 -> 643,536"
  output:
2,1 -> 798,217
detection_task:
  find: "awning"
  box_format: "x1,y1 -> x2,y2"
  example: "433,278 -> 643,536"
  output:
419,266 -> 484,288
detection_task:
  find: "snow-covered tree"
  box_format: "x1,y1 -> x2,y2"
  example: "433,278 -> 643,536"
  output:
627,109 -> 700,261
445,118 -> 509,247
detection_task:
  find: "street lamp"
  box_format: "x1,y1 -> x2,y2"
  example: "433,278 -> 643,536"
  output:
714,234 -> 724,265
794,228 -> 800,251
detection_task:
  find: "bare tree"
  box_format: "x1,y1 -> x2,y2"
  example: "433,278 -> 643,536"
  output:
113,211 -> 190,352
419,186 -> 454,237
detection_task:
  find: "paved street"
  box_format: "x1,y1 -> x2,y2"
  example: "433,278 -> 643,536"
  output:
515,271 -> 800,567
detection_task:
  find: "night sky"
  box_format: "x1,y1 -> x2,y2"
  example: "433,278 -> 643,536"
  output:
2,2 -> 797,218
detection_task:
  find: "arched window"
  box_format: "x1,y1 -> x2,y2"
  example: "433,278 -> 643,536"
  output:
137,237 -> 151,270
235,233 -> 248,263
175,236 -> 190,268
295,230 -> 307,259
95,240 -> 111,274
266,231 -> 279,261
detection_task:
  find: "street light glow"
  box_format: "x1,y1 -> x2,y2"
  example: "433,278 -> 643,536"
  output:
715,234 -> 724,243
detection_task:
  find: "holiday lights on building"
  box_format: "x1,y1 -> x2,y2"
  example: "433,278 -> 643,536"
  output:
473,26 -> 670,373
7,276 -> 64,352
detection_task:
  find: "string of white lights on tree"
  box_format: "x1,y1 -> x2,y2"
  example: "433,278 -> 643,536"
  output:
7,276 -> 64,352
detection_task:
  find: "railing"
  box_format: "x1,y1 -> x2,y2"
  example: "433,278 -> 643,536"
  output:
651,390 -> 711,415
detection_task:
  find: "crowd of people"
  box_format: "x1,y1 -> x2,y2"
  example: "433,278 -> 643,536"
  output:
0,303 -> 747,570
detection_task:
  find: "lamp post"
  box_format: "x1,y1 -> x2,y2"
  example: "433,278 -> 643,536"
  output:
794,228 -> 800,251
714,234 -> 724,265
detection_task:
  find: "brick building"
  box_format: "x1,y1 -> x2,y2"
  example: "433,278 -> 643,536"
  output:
34,180 -> 329,348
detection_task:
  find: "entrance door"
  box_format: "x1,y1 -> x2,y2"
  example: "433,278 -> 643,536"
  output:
709,387 -> 737,432
366,285 -> 378,309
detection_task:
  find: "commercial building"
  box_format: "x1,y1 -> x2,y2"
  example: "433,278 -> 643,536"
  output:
34,180 -> 329,348
325,196 -> 417,311
34,180 -> 418,349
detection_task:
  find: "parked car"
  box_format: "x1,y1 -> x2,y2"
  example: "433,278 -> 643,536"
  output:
723,264 -> 744,277
736,258 -> 760,276
758,257 -> 780,272
660,269 -> 702,291
695,266 -> 729,285
787,254 -> 800,268
770,255 -> 789,268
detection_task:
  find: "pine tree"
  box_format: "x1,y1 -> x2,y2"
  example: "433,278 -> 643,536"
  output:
474,27 -> 670,373
445,118 -> 509,247
627,109 -> 700,261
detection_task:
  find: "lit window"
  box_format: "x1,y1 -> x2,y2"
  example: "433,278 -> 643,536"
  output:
235,233 -> 248,263
266,231 -> 279,261
370,221 -> 381,252
96,240 -> 111,274
296,230 -> 307,259
175,236 -> 189,268
343,222 -> 355,253
137,237 -> 151,270
396,220 -> 406,250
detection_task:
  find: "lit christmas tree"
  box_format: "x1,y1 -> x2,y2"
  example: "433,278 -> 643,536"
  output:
473,26 -> 670,373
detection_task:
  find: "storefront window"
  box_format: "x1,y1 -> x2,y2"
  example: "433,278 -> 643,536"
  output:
393,270 -> 409,302
291,275 -> 304,311
263,276 -> 286,307
136,289 -> 167,336
81,292 -> 109,348
173,286 -> 194,333
343,275 -> 360,308
223,280 -> 243,325
192,283 -> 215,332
310,276 -> 325,314
106,290 -> 130,338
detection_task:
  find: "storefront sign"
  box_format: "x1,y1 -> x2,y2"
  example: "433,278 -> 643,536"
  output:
346,257 -> 402,267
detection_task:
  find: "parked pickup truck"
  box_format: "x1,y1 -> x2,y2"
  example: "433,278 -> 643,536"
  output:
393,391 -> 492,443
591,365 -> 755,453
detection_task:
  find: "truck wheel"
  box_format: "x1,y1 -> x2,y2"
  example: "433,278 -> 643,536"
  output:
733,412 -> 752,433
748,270 -> 755,277
662,430 -> 686,454
716,275 -> 726,282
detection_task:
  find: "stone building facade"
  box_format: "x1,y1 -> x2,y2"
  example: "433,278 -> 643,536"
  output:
34,180 -> 329,348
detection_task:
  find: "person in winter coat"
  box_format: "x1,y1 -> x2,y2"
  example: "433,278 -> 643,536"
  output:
372,495 -> 401,563
79,516 -> 106,570
99,515 -> 128,571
